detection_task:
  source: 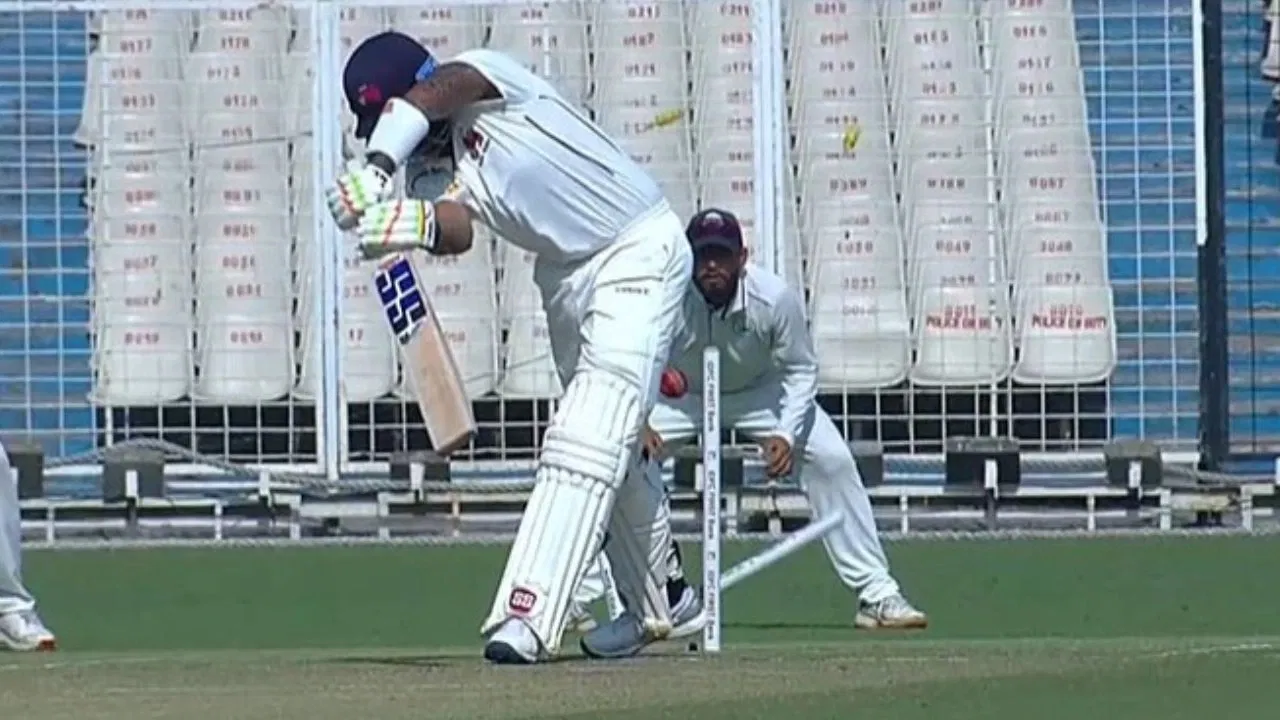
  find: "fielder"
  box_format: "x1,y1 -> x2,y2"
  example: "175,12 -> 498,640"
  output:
579,209 -> 927,658
0,442 -> 56,651
330,32 -> 692,664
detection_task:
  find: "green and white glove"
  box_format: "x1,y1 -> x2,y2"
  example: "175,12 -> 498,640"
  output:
326,160 -> 395,230
356,199 -> 438,260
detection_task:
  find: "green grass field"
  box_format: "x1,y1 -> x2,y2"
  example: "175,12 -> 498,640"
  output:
2,535 -> 1278,718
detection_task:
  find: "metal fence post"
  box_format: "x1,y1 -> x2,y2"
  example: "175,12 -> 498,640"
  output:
1196,0 -> 1228,470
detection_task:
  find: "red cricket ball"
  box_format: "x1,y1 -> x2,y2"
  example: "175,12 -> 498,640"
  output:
659,368 -> 688,398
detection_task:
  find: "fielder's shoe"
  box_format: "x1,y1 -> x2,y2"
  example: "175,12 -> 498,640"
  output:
483,618 -> 546,665
669,586 -> 706,639
854,594 -> 928,630
0,610 -> 56,652
565,603 -> 598,634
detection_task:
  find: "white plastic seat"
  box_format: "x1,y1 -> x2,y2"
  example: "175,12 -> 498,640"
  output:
811,289 -> 911,389
596,105 -> 690,166
193,144 -> 290,213
798,198 -> 898,262
296,257 -> 398,404
499,244 -> 542,324
389,5 -> 485,59
193,8 -> 290,58
809,228 -> 905,294
92,165 -> 190,218
91,315 -> 193,405
76,11 -> 192,144
591,2 -> 688,111
786,11 -> 883,106
90,113 -> 187,157
911,285 -> 1014,386
500,311 -> 563,398
193,315 -> 294,403
1012,285 -> 1117,385
488,3 -> 590,102
1010,224 -> 1108,306
191,110 -> 284,159
909,224 -> 1005,312
291,7 -> 385,54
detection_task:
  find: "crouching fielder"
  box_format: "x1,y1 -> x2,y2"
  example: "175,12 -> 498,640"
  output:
0,442 -> 56,651
329,33 -> 691,664
581,209 -> 926,658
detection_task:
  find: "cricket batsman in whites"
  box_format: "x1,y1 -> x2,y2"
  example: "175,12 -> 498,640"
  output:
0,441 -> 57,651
329,32 -> 692,664
580,209 -> 927,658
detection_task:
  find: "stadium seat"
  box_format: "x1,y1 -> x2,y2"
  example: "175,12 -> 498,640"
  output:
75,10 -> 191,146
811,287 -> 912,390
497,241 -> 560,397
89,212 -> 193,404
986,0 -> 1116,384
192,211 -> 294,403
591,0 -> 688,112
488,2 -> 590,103
500,313 -> 563,398
389,5 -> 486,59
784,4 -> 883,108
911,285 -> 1014,386
1012,285 -> 1118,385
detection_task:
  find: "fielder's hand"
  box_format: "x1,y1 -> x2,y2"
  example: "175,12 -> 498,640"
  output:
760,435 -> 794,479
326,161 -> 395,230
640,423 -> 664,463
355,199 -> 439,260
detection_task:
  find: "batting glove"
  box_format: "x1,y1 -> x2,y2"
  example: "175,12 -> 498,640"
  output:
355,199 -> 439,260
326,161 -> 395,231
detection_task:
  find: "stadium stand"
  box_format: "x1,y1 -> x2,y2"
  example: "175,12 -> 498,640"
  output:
0,0 -> 1218,467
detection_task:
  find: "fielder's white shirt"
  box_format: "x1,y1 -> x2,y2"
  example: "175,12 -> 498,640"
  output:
670,265 -> 819,444
440,49 -> 666,263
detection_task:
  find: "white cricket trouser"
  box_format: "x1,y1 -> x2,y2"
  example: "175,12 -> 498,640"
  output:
649,380 -> 901,603
0,442 -> 36,615
480,203 -> 691,648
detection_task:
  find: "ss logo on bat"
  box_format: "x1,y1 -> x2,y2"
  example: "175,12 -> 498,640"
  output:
374,256 -> 427,345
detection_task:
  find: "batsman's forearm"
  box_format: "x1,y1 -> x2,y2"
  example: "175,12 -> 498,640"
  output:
431,200 -> 474,255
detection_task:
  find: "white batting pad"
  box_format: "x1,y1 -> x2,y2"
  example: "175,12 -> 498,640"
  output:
481,372 -> 643,653
603,461 -> 674,635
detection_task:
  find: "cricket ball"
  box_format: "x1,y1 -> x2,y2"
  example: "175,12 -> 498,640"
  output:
659,368 -> 688,398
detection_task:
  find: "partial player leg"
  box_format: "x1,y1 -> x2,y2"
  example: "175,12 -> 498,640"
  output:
481,208 -> 693,663
0,443 -> 55,652
581,390 -> 706,656
480,372 -> 641,662
733,389 -> 926,629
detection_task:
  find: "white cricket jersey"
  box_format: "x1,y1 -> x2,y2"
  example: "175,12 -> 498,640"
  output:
669,265 -> 819,443
441,49 -> 667,263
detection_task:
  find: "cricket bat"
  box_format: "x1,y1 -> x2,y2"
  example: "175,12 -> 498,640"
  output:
373,252 -> 476,455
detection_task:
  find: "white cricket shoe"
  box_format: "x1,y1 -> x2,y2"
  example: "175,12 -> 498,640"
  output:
854,594 -> 928,630
483,618 -> 546,665
0,610 -> 57,652
565,603 -> 598,634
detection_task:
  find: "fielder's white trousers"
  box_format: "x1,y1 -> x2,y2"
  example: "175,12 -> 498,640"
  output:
0,442 -> 36,615
650,381 -> 900,603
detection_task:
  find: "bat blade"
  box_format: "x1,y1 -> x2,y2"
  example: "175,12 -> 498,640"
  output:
373,253 -> 476,454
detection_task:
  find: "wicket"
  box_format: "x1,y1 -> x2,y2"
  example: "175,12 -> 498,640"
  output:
700,346 -> 722,653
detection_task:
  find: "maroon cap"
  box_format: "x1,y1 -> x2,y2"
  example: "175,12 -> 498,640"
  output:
686,208 -> 744,253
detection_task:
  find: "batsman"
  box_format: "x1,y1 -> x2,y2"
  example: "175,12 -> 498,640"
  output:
329,32 -> 691,664
579,209 -> 927,658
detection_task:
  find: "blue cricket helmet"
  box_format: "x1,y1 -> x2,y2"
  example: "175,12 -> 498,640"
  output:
343,31 -> 440,140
